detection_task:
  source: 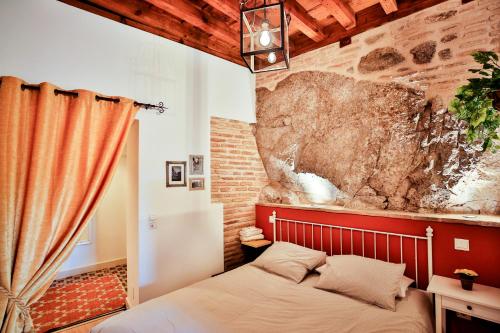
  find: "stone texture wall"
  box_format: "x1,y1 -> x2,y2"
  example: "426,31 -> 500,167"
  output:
255,0 -> 500,214
210,117 -> 269,269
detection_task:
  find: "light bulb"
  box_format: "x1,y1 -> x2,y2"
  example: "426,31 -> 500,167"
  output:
258,20 -> 271,47
268,52 -> 276,64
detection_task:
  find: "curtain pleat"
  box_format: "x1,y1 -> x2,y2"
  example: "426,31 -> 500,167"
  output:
0,76 -> 138,332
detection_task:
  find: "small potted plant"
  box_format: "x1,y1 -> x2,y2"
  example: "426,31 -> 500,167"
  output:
454,269 -> 479,290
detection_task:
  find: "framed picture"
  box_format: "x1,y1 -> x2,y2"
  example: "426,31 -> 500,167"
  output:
166,161 -> 187,187
189,177 -> 205,191
189,154 -> 204,175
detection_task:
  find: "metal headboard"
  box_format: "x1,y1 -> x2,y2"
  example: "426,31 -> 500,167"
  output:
269,211 -> 434,288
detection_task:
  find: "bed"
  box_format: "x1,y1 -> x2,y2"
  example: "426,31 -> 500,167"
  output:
92,211 -> 435,333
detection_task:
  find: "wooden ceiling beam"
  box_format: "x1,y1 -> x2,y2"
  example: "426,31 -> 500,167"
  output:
57,0 -> 243,65
145,0 -> 239,46
347,0 -> 380,12
202,0 -> 241,22
321,0 -> 356,30
286,0 -> 327,42
379,0 -> 398,14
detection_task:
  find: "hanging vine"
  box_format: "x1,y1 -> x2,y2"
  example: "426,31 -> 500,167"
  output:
448,51 -> 500,152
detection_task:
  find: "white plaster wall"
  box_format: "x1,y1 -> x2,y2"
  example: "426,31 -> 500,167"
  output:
206,56 -> 256,124
59,155 -> 128,273
0,0 -> 255,302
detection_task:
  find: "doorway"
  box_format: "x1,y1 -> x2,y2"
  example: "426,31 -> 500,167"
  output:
29,120 -> 139,332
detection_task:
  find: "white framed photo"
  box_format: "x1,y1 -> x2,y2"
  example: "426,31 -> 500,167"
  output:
189,155 -> 204,175
166,161 -> 187,187
189,178 -> 205,191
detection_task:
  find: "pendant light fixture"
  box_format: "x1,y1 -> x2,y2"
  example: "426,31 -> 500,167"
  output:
240,0 -> 290,73
259,20 -> 272,47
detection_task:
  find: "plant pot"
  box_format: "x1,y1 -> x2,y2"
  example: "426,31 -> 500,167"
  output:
460,277 -> 475,291
454,269 -> 478,290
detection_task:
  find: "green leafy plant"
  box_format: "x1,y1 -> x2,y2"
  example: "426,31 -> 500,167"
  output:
448,51 -> 500,152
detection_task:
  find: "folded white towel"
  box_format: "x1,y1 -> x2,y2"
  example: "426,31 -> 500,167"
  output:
240,234 -> 264,242
239,227 -> 263,237
240,226 -> 261,232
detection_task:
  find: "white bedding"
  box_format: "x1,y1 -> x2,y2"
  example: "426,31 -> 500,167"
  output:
92,265 -> 433,333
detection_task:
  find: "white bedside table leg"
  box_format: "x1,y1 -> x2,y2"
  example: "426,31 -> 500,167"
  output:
435,294 -> 445,333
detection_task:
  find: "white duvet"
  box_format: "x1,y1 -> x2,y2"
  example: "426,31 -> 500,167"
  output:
92,265 -> 433,333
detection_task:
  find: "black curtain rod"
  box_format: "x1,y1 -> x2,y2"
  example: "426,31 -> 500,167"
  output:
0,80 -> 167,114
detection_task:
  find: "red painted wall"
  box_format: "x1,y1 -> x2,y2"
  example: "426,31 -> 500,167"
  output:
256,205 -> 500,289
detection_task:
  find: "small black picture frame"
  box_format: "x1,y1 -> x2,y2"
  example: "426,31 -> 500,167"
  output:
166,161 -> 187,187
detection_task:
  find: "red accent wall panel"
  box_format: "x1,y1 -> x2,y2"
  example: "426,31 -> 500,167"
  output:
256,205 -> 500,288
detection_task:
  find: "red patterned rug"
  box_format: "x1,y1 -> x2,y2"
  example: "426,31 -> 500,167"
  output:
31,274 -> 127,333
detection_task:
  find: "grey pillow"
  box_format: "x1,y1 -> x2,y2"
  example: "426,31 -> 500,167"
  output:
252,241 -> 326,283
315,255 -> 406,311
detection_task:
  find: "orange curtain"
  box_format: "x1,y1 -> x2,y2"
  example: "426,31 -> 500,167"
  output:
0,76 -> 138,332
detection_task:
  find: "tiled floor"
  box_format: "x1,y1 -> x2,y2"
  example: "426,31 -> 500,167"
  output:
32,274 -> 126,333
31,264 -> 128,333
50,264 -> 127,292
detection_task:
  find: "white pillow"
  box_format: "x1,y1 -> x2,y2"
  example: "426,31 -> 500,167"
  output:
315,255 -> 406,311
398,275 -> 414,298
316,262 -> 414,298
315,263 -> 327,274
252,241 -> 326,283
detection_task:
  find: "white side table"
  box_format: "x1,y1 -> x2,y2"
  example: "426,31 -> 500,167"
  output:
427,275 -> 500,333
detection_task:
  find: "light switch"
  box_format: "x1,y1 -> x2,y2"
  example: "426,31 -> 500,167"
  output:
454,238 -> 469,251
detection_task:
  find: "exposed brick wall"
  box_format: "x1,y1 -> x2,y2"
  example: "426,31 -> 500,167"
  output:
210,117 -> 269,270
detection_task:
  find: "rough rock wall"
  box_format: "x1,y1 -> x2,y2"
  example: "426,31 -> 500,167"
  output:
210,117 -> 269,269
255,0 -> 500,214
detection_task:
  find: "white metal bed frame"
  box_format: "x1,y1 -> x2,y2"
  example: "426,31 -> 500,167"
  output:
269,210 -> 434,288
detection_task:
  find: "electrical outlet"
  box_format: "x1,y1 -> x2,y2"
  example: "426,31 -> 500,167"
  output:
148,214 -> 158,229
454,238 -> 469,251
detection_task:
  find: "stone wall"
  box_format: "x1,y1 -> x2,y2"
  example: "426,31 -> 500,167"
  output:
255,0 -> 500,214
210,117 -> 269,269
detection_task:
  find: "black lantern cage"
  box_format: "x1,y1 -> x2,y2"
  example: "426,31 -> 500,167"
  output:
240,0 -> 290,73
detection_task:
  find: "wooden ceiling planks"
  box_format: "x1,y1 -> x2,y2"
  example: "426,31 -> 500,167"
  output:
58,0 -> 450,68
59,0 -> 243,65
202,0 -> 241,21
145,0 -> 240,46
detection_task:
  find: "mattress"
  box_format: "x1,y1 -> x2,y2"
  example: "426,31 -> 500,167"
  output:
91,265 -> 433,333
